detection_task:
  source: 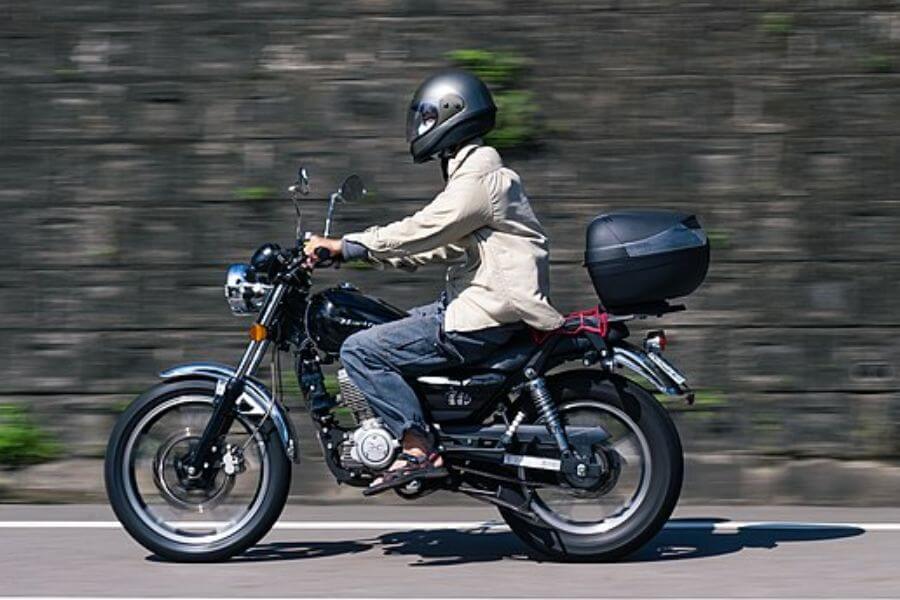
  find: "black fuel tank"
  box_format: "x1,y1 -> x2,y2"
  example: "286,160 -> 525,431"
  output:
305,286 -> 407,354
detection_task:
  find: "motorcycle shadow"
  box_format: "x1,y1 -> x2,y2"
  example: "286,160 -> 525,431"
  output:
218,518 -> 864,566
229,527 -> 529,566
629,518 -> 865,563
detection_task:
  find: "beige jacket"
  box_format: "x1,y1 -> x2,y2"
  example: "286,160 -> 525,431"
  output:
344,143 -> 564,333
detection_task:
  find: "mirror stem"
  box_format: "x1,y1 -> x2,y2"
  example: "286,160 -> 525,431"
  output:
324,192 -> 340,238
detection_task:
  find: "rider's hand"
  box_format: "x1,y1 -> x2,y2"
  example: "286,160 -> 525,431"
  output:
304,235 -> 343,265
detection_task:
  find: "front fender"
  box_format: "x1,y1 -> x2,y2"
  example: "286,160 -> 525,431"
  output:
159,362 -> 300,463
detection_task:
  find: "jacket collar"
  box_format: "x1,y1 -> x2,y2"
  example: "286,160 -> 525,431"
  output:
446,139 -> 499,180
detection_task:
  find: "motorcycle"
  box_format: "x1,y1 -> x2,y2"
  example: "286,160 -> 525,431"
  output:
105,165 -> 709,562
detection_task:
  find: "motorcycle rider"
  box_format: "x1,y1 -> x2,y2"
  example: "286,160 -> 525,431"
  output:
305,69 -> 564,495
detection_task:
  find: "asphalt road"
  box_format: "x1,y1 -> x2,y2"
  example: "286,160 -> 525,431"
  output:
0,503 -> 898,599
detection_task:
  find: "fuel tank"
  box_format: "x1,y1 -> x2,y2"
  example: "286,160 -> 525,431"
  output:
305,286 -> 407,354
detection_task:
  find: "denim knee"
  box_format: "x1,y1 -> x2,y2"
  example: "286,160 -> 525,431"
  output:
339,329 -> 373,370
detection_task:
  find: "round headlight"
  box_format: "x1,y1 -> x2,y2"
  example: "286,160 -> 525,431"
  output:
224,264 -> 272,315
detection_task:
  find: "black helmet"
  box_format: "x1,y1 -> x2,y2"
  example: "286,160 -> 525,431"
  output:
406,69 -> 497,163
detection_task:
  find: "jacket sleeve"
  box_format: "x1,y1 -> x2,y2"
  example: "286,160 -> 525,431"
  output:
372,242 -> 469,272
341,238 -> 370,261
342,178 -> 490,258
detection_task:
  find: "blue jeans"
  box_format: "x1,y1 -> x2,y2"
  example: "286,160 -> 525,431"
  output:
339,300 -> 520,439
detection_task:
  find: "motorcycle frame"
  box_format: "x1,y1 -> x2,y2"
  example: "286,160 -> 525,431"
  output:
167,238 -> 692,487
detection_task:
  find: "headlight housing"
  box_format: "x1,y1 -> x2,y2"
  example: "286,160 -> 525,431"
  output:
224,264 -> 272,316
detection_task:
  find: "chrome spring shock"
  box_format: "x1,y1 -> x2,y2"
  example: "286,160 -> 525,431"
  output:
526,377 -> 570,452
500,410 -> 526,446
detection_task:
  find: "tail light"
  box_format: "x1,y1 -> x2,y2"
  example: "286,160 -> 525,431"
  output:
644,330 -> 667,353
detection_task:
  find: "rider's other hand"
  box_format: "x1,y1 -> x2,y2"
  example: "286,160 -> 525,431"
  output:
304,235 -> 343,264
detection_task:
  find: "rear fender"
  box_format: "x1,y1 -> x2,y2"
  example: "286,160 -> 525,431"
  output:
159,362 -> 300,463
609,342 -> 690,397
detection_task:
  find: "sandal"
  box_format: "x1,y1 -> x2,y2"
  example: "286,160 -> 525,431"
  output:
362,451 -> 448,497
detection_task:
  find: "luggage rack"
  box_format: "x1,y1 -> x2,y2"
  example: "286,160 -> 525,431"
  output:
605,301 -> 686,322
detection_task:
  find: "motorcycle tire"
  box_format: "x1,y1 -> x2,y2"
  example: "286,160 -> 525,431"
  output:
105,379 -> 292,562
499,371 -> 683,562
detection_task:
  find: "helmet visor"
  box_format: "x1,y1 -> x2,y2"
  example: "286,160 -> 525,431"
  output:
406,101 -> 439,142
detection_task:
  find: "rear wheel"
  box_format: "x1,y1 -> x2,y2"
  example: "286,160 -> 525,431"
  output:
105,379 -> 292,562
499,372 -> 682,561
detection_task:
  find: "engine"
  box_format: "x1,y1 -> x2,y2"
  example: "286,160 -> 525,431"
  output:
336,369 -> 398,471
336,369 -> 373,422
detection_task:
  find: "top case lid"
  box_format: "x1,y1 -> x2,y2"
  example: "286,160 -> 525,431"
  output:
585,210 -> 706,263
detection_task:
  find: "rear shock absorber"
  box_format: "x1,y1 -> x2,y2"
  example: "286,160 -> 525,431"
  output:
525,377 -> 570,453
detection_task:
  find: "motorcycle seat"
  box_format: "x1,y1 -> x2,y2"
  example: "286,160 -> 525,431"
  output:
459,320 -> 628,373
468,329 -> 536,372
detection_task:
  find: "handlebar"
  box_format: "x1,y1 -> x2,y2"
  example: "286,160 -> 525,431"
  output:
296,231 -> 340,269
314,247 -> 332,263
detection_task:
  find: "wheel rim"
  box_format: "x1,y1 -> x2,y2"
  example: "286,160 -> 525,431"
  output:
121,395 -> 270,546
527,401 -> 652,535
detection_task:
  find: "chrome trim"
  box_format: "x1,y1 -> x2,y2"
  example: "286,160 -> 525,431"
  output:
643,333 -> 665,354
236,340 -> 270,379
416,373 -> 506,387
233,283 -> 286,379
224,264 -> 272,316
503,454 -> 562,472
159,362 -> 300,463
646,351 -> 687,385
611,343 -> 686,396
324,192 -> 342,238
234,341 -> 262,379
258,283 -> 287,327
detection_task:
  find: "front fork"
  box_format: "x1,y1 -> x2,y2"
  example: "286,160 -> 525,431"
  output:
186,284 -> 287,475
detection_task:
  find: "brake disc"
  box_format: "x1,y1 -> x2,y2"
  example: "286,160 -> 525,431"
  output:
152,429 -> 235,511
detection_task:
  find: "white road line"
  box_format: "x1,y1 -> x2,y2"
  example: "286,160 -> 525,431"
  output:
0,598 -> 893,600
0,520 -> 503,530
0,519 -> 897,531
668,521 -> 900,532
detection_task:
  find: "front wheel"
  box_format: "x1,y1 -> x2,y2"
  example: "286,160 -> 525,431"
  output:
499,372 -> 683,562
104,379 -> 292,562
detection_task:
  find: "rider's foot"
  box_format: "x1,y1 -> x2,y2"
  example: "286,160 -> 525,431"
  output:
363,450 -> 447,496
370,447 -> 444,485
364,431 -> 447,496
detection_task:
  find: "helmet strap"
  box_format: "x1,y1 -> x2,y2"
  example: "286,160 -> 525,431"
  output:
438,145 -> 458,182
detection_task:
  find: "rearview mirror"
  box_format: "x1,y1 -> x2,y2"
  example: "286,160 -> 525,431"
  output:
337,174 -> 366,203
289,165 -> 310,197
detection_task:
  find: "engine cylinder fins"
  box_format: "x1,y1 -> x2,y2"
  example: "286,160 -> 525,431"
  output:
336,369 -> 374,423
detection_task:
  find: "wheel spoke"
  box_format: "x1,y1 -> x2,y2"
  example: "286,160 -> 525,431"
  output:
611,435 -> 640,466
526,401 -> 652,535
122,394 -> 270,545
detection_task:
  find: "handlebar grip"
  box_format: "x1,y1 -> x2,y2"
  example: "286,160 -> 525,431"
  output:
314,247 -> 332,262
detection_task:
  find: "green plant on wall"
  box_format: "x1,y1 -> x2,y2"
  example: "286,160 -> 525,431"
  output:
446,49 -> 525,87
0,404 -> 59,467
446,49 -> 540,150
234,186 -> 277,201
864,53 -> 894,74
759,12 -> 794,36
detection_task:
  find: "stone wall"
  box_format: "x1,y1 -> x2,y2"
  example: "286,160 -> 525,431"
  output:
1,1 -> 899,502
